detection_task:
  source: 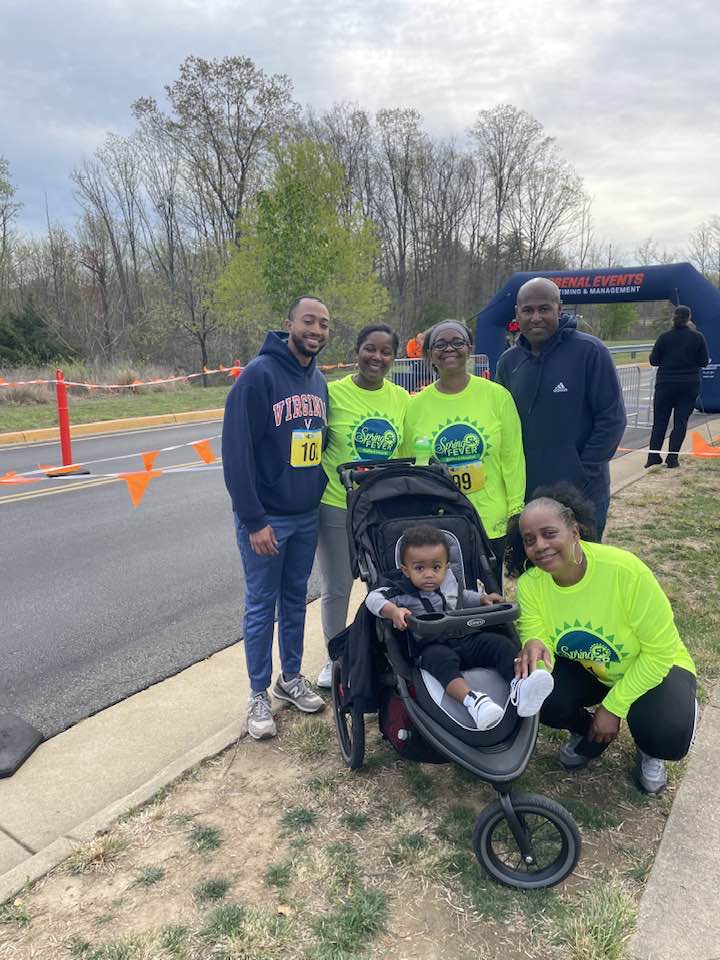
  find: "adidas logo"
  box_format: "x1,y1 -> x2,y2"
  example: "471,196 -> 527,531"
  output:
553,382 -> 568,393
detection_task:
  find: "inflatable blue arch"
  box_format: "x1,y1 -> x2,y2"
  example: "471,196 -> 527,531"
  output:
474,262 -> 720,411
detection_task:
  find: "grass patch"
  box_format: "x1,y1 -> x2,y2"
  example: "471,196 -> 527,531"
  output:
67,835 -> 129,873
131,865 -> 164,887
309,886 -> 388,959
322,841 -> 362,894
0,383 -> 230,432
340,812 -> 369,831
554,881 -> 637,960
561,798 -> 622,830
201,902 -> 294,958
69,936 -> 145,959
284,716 -> 335,759
0,901 -> 31,925
436,805 -> 476,845
385,830 -> 429,867
401,764 -> 435,805
160,925 -> 188,954
264,861 -> 293,889
193,877 -> 232,902
281,806 -> 318,831
189,824 -> 221,853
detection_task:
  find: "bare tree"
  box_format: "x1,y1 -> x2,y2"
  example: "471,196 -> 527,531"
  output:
132,55 -> 299,246
469,105 -> 548,286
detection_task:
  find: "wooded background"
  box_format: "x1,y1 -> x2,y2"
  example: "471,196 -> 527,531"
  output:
2,56 -> 718,370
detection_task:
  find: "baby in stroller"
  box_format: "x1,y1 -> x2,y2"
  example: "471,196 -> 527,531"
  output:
365,524 -> 554,730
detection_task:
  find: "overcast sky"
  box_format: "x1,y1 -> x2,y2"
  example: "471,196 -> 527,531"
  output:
3,0 -> 719,258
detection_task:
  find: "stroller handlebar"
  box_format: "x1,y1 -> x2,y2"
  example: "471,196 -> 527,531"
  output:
337,458 -> 418,492
406,602 -> 520,638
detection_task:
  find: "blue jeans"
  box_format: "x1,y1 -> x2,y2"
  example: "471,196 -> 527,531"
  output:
234,509 -> 319,693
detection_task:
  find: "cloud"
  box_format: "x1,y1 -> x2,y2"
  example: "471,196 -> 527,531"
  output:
4,0 -> 719,253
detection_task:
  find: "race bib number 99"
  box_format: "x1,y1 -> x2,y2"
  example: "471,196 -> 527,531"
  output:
449,461 -> 485,493
290,429 -> 322,467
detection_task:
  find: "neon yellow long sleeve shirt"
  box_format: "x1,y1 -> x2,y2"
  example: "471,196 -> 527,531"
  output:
400,376 -> 526,539
321,375 -> 409,509
517,541 -> 696,719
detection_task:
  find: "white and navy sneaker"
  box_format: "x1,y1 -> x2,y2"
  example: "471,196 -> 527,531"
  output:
510,670 -> 554,717
465,692 -> 505,731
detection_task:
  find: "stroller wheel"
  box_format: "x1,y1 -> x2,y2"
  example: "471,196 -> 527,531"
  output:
473,792 -> 580,889
331,660 -> 365,769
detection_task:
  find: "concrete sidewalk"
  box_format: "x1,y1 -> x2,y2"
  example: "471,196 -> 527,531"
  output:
1,427 -> 718,960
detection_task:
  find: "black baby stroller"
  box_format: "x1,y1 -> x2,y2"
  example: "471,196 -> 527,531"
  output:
329,459 -> 580,889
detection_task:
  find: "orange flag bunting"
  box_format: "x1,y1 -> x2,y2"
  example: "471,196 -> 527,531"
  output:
142,450 -> 160,471
192,439 -> 216,464
691,431 -> 720,458
120,469 -> 162,508
1,471 -> 40,485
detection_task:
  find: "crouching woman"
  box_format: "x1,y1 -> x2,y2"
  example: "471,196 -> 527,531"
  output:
506,484 -> 698,795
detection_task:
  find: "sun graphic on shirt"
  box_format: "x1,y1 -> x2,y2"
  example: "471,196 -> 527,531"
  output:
551,620 -> 630,681
346,413 -> 399,461
432,418 -> 492,465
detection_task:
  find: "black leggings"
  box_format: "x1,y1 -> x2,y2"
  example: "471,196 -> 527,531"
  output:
649,380 -> 698,458
540,658 -> 697,761
420,630 -> 519,690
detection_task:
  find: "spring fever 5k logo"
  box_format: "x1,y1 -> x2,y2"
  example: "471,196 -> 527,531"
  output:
433,421 -> 488,464
351,417 -> 399,460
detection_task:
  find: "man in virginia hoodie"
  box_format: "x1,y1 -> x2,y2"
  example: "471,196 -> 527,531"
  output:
222,296 -> 330,740
496,278 -> 626,538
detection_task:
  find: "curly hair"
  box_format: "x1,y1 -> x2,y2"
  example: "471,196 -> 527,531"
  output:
505,482 -> 597,579
398,525 -> 450,565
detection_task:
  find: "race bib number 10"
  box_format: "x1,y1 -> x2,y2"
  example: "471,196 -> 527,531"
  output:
290,429 -> 322,467
449,460 -> 485,493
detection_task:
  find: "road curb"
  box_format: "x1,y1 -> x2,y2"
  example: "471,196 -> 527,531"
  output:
0,409 -> 224,447
0,715 -> 252,903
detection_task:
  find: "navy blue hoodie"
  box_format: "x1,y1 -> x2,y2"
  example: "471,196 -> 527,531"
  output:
222,331 -> 328,532
495,317 -> 626,505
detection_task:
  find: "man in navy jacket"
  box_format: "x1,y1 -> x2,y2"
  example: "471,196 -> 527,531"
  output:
222,296 -> 330,740
496,278 -> 625,538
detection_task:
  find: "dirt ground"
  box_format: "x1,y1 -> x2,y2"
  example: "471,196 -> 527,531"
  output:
1,459 -> 717,960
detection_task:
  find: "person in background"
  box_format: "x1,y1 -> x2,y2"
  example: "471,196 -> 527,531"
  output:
406,331 -> 425,358
222,296 -> 329,740
645,305 -> 709,468
506,484 -> 698,795
316,324 -> 408,687
402,320 -> 525,585
496,278 -> 626,540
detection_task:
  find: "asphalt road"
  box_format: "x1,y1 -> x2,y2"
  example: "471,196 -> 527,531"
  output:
0,419 -> 320,739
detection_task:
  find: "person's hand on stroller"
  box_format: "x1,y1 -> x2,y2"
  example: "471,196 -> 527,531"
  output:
380,602 -> 413,632
514,639 -> 553,678
479,592 -> 504,606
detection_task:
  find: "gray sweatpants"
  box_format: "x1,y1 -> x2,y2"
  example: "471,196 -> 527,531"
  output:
317,503 -> 355,648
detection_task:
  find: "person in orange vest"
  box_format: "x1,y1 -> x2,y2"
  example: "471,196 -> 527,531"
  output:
406,331 -> 425,358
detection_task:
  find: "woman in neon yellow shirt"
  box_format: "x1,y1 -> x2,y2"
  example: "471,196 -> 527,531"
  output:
316,324 -> 409,687
401,321 -> 525,584
507,484 -> 698,795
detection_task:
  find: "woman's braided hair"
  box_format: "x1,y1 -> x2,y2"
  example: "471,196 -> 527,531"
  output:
504,482 -> 598,579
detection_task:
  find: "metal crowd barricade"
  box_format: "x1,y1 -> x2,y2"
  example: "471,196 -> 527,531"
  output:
616,365 -> 641,427
389,355 -> 489,393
